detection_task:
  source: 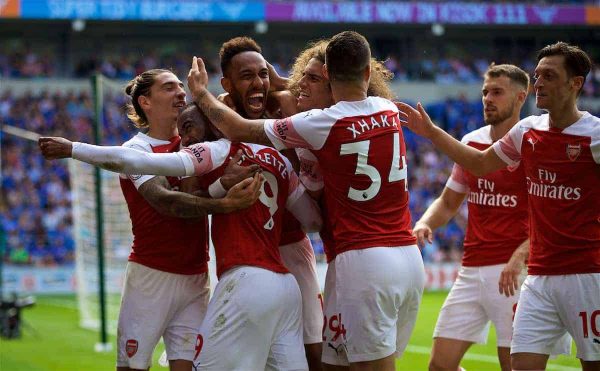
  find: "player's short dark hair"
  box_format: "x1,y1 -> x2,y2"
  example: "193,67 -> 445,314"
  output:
125,68 -> 172,128
182,102 -> 218,142
325,31 -> 371,83
485,63 -> 530,91
537,42 -> 592,93
219,37 -> 262,77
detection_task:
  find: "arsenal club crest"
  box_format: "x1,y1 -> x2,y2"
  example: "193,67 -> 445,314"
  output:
566,143 -> 581,162
126,339 -> 138,358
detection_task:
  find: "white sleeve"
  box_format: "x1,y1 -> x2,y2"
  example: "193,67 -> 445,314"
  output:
264,109 -> 332,151
119,142 -> 157,189
445,163 -> 469,194
492,120 -> 529,167
72,142 -> 195,176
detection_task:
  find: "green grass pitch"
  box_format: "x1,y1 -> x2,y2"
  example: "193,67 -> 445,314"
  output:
0,292 -> 580,370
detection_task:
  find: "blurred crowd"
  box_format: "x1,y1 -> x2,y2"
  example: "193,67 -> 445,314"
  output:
0,89 -> 132,266
2,42 -> 600,97
0,89 -> 490,266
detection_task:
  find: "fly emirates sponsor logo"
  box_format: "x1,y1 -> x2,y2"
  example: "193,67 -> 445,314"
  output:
527,169 -> 581,201
468,178 -> 518,207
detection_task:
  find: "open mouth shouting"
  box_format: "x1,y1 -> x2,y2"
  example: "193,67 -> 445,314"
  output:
246,91 -> 266,115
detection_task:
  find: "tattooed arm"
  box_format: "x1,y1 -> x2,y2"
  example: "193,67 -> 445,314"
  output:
187,57 -> 273,146
138,174 -> 262,218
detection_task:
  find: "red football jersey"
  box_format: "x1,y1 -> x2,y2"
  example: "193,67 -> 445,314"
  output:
182,139 -> 304,278
119,133 -> 209,275
265,96 -> 416,255
446,126 -> 529,267
494,112 -> 600,275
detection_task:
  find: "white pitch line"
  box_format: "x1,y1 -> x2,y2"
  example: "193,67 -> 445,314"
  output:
405,345 -> 580,371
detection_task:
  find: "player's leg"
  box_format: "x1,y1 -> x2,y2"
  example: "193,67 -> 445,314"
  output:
580,360 -> 600,371
162,272 -> 211,371
481,264 -> 523,371
266,272 -> 309,371
322,260 -> 349,371
429,338 -> 472,371
511,352 -> 550,370
553,273 -> 600,368
511,275 -> 571,370
116,263 -> 177,371
332,246 -> 425,370
323,365 -> 348,371
496,347 -> 511,371
279,236 -> 324,371
430,266 -> 492,371
305,343 -> 324,371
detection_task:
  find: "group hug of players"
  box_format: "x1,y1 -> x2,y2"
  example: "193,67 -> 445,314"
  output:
38,31 -> 599,371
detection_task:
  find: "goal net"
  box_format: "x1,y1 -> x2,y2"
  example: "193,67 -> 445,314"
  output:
71,75 -> 134,334
71,160 -> 132,333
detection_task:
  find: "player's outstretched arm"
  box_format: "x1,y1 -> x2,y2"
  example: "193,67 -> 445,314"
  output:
39,137 -> 191,177
499,239 -> 529,297
413,187 -> 466,248
187,56 -> 273,146
396,102 -> 506,176
38,136 -> 73,159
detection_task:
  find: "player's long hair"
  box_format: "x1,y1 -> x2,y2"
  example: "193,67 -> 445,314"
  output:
287,39 -> 395,100
125,68 -> 172,128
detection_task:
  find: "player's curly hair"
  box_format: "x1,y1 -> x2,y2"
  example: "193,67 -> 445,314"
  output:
287,40 -> 328,98
219,37 -> 262,77
287,39 -> 395,100
125,68 -> 172,128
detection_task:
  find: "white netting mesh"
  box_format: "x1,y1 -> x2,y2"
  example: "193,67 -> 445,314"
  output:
71,75 -> 133,333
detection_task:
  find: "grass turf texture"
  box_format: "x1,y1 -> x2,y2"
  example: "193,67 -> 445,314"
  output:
0,292 -> 580,370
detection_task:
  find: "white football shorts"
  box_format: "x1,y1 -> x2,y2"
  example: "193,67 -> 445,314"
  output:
322,245 -> 425,365
512,273 -> 600,361
117,262 -> 210,369
434,264 -> 524,347
194,266 -> 308,370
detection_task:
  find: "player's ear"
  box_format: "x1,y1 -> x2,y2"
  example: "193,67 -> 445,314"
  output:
221,77 -> 233,94
138,95 -> 150,110
570,76 -> 584,94
364,63 -> 371,83
322,64 -> 329,80
517,89 -> 527,105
